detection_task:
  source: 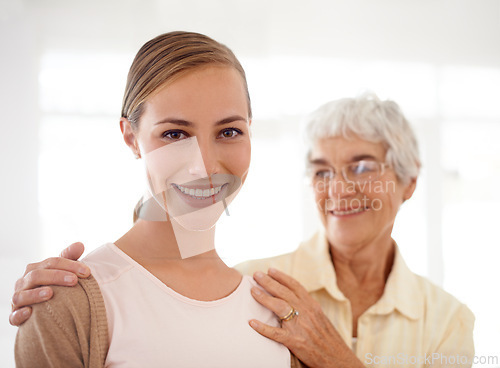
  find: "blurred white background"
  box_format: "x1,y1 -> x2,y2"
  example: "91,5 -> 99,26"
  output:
1,0 -> 499,366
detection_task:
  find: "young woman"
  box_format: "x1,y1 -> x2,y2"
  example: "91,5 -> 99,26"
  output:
15,31 -> 297,368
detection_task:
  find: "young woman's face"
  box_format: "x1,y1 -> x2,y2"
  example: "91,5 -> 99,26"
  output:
123,66 -> 251,228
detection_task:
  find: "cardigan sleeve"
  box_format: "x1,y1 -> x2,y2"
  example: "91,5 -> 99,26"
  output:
15,275 -> 108,368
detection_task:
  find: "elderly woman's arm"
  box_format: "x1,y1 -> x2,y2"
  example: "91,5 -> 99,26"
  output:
428,304 -> 475,368
249,268 -> 364,368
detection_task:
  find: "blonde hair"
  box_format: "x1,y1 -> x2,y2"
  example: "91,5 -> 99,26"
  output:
121,31 -> 252,128
305,93 -> 420,182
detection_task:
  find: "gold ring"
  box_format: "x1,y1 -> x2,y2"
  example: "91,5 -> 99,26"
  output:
280,307 -> 299,322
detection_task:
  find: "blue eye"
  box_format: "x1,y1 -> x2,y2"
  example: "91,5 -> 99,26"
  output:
162,130 -> 188,141
218,128 -> 242,139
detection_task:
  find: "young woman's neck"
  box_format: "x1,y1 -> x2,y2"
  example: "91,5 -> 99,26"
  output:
115,219 -> 219,263
115,218 -> 243,301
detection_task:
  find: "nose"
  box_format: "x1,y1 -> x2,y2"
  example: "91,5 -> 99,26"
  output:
187,161 -> 207,177
189,138 -> 220,177
328,174 -> 356,198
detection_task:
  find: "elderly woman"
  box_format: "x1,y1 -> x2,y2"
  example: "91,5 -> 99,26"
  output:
237,94 -> 475,367
10,94 -> 474,367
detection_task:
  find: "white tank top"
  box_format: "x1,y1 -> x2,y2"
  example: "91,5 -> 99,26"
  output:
83,244 -> 290,368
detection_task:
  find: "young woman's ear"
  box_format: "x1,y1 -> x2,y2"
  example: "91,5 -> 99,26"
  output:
120,118 -> 141,159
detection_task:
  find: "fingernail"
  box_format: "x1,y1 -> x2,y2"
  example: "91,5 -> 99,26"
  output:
249,320 -> 259,328
254,271 -> 264,279
252,287 -> 262,296
268,267 -> 277,274
22,309 -> 30,317
64,275 -> 76,283
78,267 -> 89,277
39,289 -> 49,298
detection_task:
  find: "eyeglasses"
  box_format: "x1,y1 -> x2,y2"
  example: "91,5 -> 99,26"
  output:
309,160 -> 390,184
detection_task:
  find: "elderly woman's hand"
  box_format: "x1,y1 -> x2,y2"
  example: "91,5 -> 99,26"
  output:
249,268 -> 364,368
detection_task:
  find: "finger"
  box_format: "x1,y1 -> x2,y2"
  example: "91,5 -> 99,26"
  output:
21,269 -> 79,290
14,277 -> 25,293
253,271 -> 296,302
249,319 -> 289,344
11,287 -> 53,310
268,268 -> 309,298
251,287 -> 292,318
41,256 -> 90,278
9,307 -> 32,327
59,242 -> 85,261
22,257 -> 90,284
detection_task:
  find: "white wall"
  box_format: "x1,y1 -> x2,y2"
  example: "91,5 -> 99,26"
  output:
0,5 -> 40,366
23,0 -> 500,66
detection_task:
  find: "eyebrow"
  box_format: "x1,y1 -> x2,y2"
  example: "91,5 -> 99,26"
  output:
308,154 -> 378,165
308,158 -> 329,166
351,154 -> 377,161
154,115 -> 247,127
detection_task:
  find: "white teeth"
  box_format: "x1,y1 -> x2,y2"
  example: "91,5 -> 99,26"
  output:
174,184 -> 224,199
332,207 -> 366,215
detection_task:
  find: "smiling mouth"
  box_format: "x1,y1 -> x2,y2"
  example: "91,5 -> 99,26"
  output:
330,207 -> 368,216
172,183 -> 227,200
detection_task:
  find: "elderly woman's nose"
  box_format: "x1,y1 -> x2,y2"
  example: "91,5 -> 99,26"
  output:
328,175 -> 355,197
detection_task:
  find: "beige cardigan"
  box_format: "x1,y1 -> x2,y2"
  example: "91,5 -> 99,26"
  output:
15,276 -> 304,368
15,276 -> 109,367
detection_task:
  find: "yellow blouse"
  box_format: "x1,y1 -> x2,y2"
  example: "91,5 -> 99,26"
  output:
236,231 -> 475,368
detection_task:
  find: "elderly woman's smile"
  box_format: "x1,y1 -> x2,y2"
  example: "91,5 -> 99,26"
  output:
310,135 -> 416,253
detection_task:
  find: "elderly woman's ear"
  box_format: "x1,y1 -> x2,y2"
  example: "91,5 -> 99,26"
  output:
402,177 -> 417,202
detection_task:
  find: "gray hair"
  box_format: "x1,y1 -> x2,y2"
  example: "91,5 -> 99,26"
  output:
305,93 -> 421,182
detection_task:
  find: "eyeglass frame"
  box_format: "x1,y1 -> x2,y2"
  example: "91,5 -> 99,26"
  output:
307,159 -> 391,185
